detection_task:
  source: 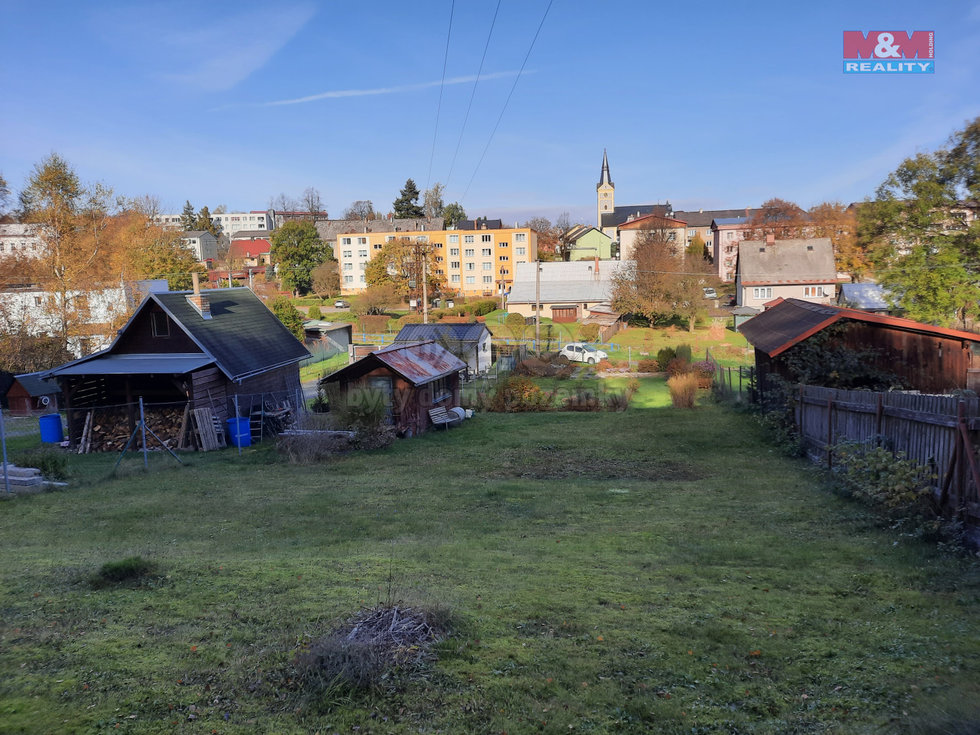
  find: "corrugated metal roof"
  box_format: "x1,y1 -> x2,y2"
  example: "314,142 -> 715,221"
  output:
740,298 -> 980,357
323,341 -> 466,387
49,354 -> 214,376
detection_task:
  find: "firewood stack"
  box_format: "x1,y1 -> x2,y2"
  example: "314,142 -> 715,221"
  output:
76,405 -> 190,453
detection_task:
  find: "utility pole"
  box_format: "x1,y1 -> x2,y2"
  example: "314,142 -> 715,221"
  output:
422,250 -> 428,325
534,259 -> 541,352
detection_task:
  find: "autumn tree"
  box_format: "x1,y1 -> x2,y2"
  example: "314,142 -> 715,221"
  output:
352,283 -> 401,316
859,116 -> 980,327
748,198 -> 807,239
121,212 -> 204,290
808,201 -> 864,279
423,183 -> 444,219
611,221 -> 712,332
526,217 -> 557,259
270,220 -> 327,295
364,237 -> 442,302
311,260 -> 340,297
343,200 -> 376,220
393,178 -> 424,218
554,212 -> 574,261
688,233 -> 709,261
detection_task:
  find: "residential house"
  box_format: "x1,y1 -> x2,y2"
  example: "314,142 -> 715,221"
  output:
393,323 -> 492,375
320,340 -> 466,436
506,260 -> 626,321
739,297 -> 980,394
41,280 -> 310,449
735,236 -> 839,309
181,230 -> 218,262
674,208 -> 758,257
710,215 -> 756,282
303,320 -> 353,362
0,224 -> 44,259
563,225 -> 613,260
155,211 -> 272,237
617,214 -> 688,261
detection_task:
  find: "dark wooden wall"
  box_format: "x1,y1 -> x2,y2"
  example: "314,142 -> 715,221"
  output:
114,305 -> 201,354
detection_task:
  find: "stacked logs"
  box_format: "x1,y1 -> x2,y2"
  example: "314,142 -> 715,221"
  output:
76,405 -> 189,453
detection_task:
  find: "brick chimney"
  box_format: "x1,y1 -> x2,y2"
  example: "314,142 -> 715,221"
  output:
186,272 -> 212,320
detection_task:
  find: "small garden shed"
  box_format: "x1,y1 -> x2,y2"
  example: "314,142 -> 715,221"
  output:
392,323 -> 491,375
321,341 -> 466,436
5,372 -> 60,416
42,281 -> 310,450
740,298 -> 980,395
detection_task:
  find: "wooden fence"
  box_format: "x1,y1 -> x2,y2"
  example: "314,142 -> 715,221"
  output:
795,385 -> 980,524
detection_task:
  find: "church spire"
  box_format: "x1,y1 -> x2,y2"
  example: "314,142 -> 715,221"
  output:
598,148 -> 613,188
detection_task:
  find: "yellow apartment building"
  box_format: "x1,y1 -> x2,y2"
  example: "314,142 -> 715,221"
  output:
338,220 -> 538,299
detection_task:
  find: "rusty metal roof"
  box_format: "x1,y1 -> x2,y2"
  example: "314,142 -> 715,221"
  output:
740,298 -> 980,357
323,340 -> 466,387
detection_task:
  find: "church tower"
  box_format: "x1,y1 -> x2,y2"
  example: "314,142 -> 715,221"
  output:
596,149 -> 614,229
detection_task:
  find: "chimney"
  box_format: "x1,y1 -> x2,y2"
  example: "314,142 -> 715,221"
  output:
765,232 -> 775,247
186,272 -> 212,319
594,254 -> 600,280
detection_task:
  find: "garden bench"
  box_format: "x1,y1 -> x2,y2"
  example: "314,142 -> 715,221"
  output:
428,406 -> 460,430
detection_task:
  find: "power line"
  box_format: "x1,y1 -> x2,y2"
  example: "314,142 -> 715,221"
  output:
425,0 -> 455,193
444,0 -> 501,192
460,0 -> 554,204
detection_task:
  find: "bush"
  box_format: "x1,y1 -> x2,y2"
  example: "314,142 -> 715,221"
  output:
277,431 -> 355,463
488,376 -> 554,412
14,447 -> 69,480
656,347 -> 676,371
637,358 -> 659,373
675,343 -> 693,363
357,314 -> 390,334
667,373 -> 699,408
468,299 -> 498,317
579,323 -> 600,342
831,442 -> 936,515
666,357 -> 692,377
306,305 -> 322,320
90,556 -> 158,588
327,386 -> 396,448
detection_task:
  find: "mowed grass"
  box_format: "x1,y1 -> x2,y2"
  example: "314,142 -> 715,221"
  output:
1,405 -> 978,734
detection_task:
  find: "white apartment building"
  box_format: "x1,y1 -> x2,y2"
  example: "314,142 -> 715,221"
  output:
155,210 -> 271,237
0,224 -> 44,258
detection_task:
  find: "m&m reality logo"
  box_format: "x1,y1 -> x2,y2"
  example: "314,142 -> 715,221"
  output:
843,31 -> 934,74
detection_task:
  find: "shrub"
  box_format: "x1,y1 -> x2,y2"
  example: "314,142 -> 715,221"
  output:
327,386 -> 396,448
14,447 -> 69,480
637,358 -> 659,373
397,313 -> 424,326
357,314 -> 390,334
306,305 -> 323,320
277,432 -> 355,463
90,556 -> 158,588
667,373 -> 699,408
656,347 -> 676,371
563,389 -> 601,411
468,299 -> 498,317
692,359 -> 715,387
579,323 -> 600,342
597,359 -> 615,371
675,343 -> 693,363
666,357 -> 692,377
488,376 -> 553,412
831,442 -> 936,515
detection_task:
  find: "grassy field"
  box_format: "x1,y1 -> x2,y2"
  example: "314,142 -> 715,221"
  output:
1,403 -> 977,734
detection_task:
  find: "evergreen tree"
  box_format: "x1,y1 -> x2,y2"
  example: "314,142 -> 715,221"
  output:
180,200 -> 196,229
393,178 -> 424,218
443,201 -> 466,228
194,206 -> 221,238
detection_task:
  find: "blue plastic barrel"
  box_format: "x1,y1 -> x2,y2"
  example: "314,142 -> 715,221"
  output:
226,417 -> 251,447
39,413 -> 64,443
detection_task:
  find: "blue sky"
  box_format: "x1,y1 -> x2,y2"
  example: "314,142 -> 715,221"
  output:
2,0 -> 979,226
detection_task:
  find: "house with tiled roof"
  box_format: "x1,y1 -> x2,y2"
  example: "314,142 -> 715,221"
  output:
617,214 -> 688,261
735,236 -> 841,309
563,225 -> 613,260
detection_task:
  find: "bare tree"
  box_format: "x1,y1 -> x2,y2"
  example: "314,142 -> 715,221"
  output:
268,193 -> 298,212
343,200 -> 376,220
554,211 -> 574,262
301,187 -> 327,221
423,183 -> 445,219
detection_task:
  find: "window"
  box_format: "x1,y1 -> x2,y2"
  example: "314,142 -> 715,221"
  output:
450,261 -> 460,269
465,276 -> 475,284
355,237 -> 366,245
483,275 -> 493,283
516,246 -> 526,256
33,296 -> 42,306
416,235 -> 428,243
151,311 -> 170,338
342,237 -> 352,245
482,262 -> 492,270
481,248 -> 492,256
753,287 -> 773,299
804,286 -> 825,297
500,268 -> 509,275
343,262 -> 353,270
344,275 -> 354,283
515,233 -> 527,242
498,241 -> 508,248
342,250 -> 352,258
464,235 -> 475,243
358,249 -> 368,257
435,256 -> 444,262
374,243 -> 382,250
464,248 -> 474,257
451,274 -> 460,283
466,263 -> 474,271
688,229 -> 696,236
358,262 -> 367,270
359,275 -> 366,283
726,232 -> 735,241
448,234 -> 459,244
499,255 -> 509,261
481,234 -> 492,243
386,235 -> 396,242
449,247 -> 459,256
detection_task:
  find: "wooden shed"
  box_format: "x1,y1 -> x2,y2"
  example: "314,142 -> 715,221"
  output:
739,298 -> 980,396
5,372 -> 60,416
321,341 -> 466,436
41,283 -> 310,450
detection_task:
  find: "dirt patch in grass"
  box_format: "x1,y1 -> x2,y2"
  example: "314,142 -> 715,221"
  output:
492,447 -> 704,482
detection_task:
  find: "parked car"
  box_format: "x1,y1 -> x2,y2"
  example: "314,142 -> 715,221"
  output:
333,299 -> 350,309
559,342 -> 608,365
702,287 -> 718,299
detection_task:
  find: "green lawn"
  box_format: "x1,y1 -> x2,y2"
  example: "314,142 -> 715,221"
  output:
1,404 -> 977,733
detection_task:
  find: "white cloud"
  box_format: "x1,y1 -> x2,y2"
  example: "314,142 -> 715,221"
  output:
257,70 -> 526,107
